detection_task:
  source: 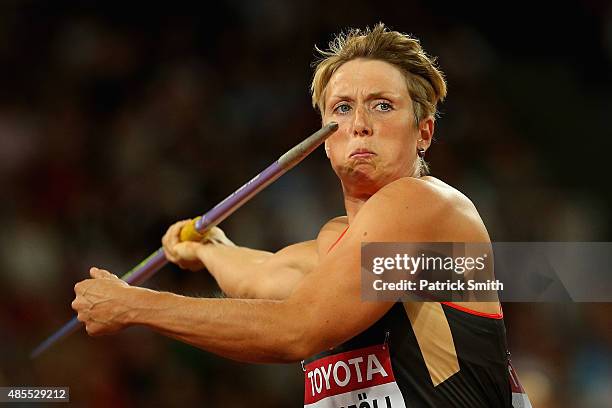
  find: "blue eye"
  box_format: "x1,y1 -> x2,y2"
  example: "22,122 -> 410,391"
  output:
376,102 -> 392,111
334,104 -> 351,114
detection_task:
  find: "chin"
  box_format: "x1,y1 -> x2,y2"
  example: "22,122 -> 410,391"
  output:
340,166 -> 387,194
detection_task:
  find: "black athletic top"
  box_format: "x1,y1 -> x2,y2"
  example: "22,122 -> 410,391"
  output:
302,227 -> 518,407
304,302 -> 511,407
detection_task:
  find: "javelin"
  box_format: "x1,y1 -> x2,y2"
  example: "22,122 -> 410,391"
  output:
30,122 -> 338,359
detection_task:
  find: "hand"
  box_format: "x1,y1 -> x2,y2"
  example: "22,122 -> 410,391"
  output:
72,268 -> 133,336
162,220 -> 234,272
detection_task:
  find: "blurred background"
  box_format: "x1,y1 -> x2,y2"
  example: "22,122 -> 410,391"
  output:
1,1 -> 611,407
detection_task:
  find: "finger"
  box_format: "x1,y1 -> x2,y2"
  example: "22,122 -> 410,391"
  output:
74,280 -> 91,295
176,241 -> 204,260
162,233 -> 178,257
89,267 -> 100,278
163,243 -> 180,264
85,323 -> 97,336
90,267 -> 115,279
88,322 -> 108,337
173,242 -> 203,270
173,243 -> 191,268
169,220 -> 190,244
71,298 -> 82,311
202,226 -> 234,246
162,247 -> 176,263
165,220 -> 188,241
162,221 -> 189,262
173,241 -> 192,257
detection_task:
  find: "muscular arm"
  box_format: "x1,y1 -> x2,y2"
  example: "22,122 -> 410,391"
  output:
206,215 -> 348,299
76,179 -> 486,363
120,180 -> 468,360
165,217 -> 347,300
198,240 -> 318,300
163,221 -> 320,300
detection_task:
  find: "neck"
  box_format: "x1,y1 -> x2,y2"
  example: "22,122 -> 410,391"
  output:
343,195 -> 368,224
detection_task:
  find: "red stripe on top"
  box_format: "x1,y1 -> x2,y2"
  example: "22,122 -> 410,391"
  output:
327,225 -> 349,254
324,224 -> 503,320
441,302 -> 503,319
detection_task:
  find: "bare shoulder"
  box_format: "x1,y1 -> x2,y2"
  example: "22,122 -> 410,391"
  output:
320,215 -> 349,232
356,176 -> 490,242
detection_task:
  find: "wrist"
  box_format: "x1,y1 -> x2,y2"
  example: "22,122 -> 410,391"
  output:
120,285 -> 162,327
196,244 -> 214,267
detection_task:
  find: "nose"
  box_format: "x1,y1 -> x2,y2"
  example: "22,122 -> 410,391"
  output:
352,106 -> 372,137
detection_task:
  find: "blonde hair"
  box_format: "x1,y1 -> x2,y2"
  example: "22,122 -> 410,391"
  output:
310,23 -> 447,176
311,23 -> 447,124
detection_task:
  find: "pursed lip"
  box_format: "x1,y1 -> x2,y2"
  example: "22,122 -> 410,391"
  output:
349,148 -> 376,158
349,147 -> 376,158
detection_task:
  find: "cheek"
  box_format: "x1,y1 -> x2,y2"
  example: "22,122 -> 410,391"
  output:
380,129 -> 417,162
329,145 -> 345,164
382,115 -> 414,135
326,131 -> 348,153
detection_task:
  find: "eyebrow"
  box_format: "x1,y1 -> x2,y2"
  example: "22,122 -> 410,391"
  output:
327,91 -> 398,104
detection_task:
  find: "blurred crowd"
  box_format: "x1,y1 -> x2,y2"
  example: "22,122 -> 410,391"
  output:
1,1 -> 611,407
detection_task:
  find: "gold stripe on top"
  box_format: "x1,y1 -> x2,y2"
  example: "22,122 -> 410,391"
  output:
403,302 -> 460,386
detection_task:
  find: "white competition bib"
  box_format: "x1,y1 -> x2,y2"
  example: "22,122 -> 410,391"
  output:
303,344 -> 406,408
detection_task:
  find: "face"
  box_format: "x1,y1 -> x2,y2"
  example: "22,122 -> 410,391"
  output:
322,58 -> 433,196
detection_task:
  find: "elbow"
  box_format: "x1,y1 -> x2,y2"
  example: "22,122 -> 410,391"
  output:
276,338 -> 315,363
282,337 -> 314,363
237,273 -> 290,301
276,319 -> 327,363
234,272 -> 271,299
234,277 -> 256,299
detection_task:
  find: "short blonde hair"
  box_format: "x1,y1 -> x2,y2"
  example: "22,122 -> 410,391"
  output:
311,23 -> 447,125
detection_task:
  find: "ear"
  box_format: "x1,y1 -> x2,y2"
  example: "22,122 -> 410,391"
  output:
418,116 -> 435,150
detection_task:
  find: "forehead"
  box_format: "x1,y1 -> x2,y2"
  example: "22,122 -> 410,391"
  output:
325,58 -> 409,99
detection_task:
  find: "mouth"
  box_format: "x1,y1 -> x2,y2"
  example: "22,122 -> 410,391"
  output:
349,148 -> 376,159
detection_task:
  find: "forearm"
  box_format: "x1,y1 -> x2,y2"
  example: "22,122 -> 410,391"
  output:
125,286 -> 306,363
198,244 -> 273,298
